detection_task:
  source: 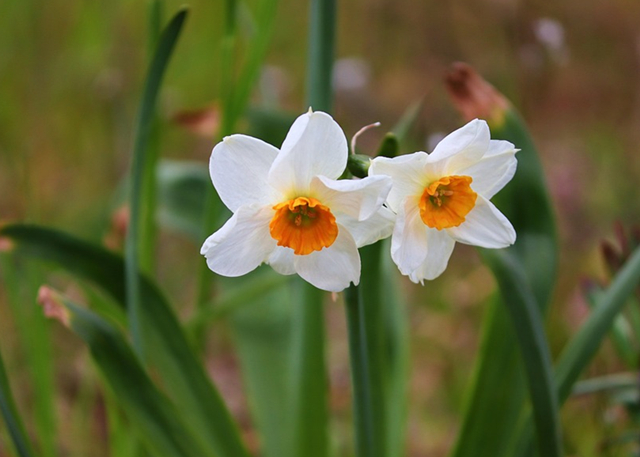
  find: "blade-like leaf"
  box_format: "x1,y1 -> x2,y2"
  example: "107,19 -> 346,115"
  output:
509,245 -> 640,455
446,64 -> 558,457
481,250 -> 562,457
126,8 -> 188,360
0,347 -> 36,457
0,224 -> 249,457
37,290 -> 206,457
0,256 -> 56,457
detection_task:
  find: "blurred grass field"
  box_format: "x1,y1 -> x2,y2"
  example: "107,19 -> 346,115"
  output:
2,0 -> 640,455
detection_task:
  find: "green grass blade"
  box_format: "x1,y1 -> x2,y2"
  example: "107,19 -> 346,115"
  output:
37,290 -> 207,457
556,246 -> 640,403
572,372 -> 638,396
584,283 -> 637,367
126,8 -> 188,360
481,250 -> 562,457
509,245 -> 640,455
0,347 -> 36,457
230,0 -> 280,122
0,224 -> 250,457
446,65 -> 558,457
288,280 -> 328,457
0,256 -> 56,457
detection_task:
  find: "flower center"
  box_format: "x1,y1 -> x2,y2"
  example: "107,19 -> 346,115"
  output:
269,197 -> 338,255
418,175 -> 477,230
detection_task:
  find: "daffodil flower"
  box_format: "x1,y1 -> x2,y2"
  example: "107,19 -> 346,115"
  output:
369,119 -> 517,283
201,110 -> 393,292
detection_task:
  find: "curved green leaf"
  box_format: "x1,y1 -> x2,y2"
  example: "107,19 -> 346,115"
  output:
39,291 -> 207,457
482,250 -> 562,457
450,100 -> 558,456
0,224 -> 249,457
0,347 -> 36,457
126,7 -> 188,360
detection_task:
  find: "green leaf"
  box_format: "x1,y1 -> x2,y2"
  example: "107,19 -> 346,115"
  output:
556,246 -> 640,403
0,224 -> 250,457
38,291 -> 207,457
0,347 -> 36,457
0,256 -> 56,457
450,106 -> 558,456
126,8 -> 188,360
156,160 -> 210,242
229,273 -> 294,457
481,250 -> 562,457
509,245 -> 640,455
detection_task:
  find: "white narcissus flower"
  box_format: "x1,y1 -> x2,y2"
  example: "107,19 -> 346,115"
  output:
369,119 -> 517,283
201,110 -> 393,292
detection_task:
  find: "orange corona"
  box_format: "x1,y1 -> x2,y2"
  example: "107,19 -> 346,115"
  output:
419,175 -> 477,230
269,197 -> 338,255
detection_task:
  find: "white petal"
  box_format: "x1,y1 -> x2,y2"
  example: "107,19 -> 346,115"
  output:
294,225 -> 360,292
389,197 -> 429,275
267,247 -> 296,275
268,111 -> 348,195
369,153 -> 429,212
310,175 -> 391,221
210,135 -> 280,212
446,195 -> 516,248
426,119 -> 490,177
337,206 -> 395,248
455,140 -> 518,199
407,230 -> 456,283
201,205 -> 276,276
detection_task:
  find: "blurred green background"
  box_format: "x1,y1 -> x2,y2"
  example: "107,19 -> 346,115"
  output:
1,0 -> 640,455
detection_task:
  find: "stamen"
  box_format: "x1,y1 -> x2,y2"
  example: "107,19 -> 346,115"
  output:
419,175 -> 477,230
270,197 -> 338,255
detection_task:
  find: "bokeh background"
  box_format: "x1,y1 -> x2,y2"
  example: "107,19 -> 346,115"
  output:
1,0 -> 640,455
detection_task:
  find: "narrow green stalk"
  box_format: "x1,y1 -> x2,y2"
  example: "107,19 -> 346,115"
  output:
508,245 -> 640,456
193,0 -> 238,334
344,283 -> 383,457
0,346 -> 36,457
285,1 -> 337,455
288,281 -> 328,457
305,0 -> 336,111
125,9 -> 187,360
138,0 -> 164,274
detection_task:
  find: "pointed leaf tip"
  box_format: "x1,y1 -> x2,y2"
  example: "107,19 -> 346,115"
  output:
37,286 -> 70,327
444,62 -> 509,125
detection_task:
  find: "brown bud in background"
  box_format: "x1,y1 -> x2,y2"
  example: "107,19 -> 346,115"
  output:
172,104 -> 220,138
37,286 -> 70,327
445,62 -> 510,125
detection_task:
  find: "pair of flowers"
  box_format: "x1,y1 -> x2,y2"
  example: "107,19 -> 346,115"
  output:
201,110 -> 517,292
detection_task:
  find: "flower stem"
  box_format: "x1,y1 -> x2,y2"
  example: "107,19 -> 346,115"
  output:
344,282 -> 384,457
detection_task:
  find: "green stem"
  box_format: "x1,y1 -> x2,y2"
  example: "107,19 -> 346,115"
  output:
0,345 -> 36,457
344,283 -> 380,457
288,281 -> 328,457
305,0 -> 336,111
192,0 -> 238,342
